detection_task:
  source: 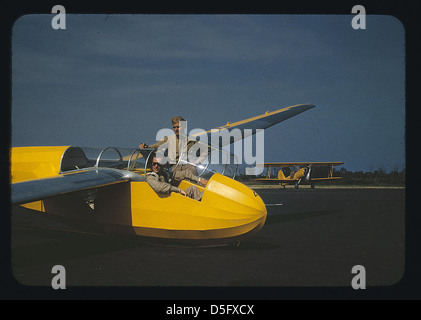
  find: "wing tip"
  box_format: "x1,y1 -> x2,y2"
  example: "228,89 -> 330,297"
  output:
297,103 -> 316,110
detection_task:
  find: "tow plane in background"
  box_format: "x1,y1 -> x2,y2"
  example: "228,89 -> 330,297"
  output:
11,104 -> 315,246
254,161 -> 344,189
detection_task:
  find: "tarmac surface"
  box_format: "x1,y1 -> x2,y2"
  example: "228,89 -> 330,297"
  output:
9,187 -> 407,298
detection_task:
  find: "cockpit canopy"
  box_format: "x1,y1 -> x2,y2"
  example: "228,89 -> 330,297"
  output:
60,146 -> 238,180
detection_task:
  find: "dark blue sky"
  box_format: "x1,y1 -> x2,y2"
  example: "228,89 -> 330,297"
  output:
11,14 -> 405,172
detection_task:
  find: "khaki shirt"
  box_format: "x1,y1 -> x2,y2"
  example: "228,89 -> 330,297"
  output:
148,135 -> 196,162
145,171 -> 180,194
146,169 -> 201,194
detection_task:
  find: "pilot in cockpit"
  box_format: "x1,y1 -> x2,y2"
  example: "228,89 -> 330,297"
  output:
145,154 -> 207,201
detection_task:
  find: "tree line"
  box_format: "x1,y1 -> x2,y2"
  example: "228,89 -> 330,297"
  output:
335,167 -> 405,186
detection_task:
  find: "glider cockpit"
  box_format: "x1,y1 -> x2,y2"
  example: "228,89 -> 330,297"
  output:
59,145 -> 238,180
59,146 -> 151,174
11,145 -> 239,205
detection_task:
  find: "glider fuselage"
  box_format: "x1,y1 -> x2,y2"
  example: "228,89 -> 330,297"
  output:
11,146 -> 266,246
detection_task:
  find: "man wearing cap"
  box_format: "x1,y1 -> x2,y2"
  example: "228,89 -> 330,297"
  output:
146,154 -> 205,201
139,116 -> 205,185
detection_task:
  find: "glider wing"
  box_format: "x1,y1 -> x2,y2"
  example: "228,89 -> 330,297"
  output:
191,104 -> 315,146
11,168 -> 143,205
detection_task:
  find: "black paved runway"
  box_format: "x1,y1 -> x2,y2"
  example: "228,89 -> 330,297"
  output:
9,187 -> 406,298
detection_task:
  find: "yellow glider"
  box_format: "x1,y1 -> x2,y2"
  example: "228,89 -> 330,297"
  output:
11,146 -> 267,246
11,104 -> 314,246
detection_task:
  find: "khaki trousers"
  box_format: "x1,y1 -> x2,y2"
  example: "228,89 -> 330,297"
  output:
185,185 -> 203,201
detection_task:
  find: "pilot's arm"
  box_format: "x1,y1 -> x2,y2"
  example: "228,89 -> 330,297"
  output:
139,136 -> 168,149
172,169 -> 208,186
146,172 -> 185,195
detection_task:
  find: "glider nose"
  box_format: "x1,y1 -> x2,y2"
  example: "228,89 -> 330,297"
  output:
203,173 -> 267,229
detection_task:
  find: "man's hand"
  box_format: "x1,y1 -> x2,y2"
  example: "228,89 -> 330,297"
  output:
139,143 -> 148,149
199,179 -> 208,186
179,189 -> 187,196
